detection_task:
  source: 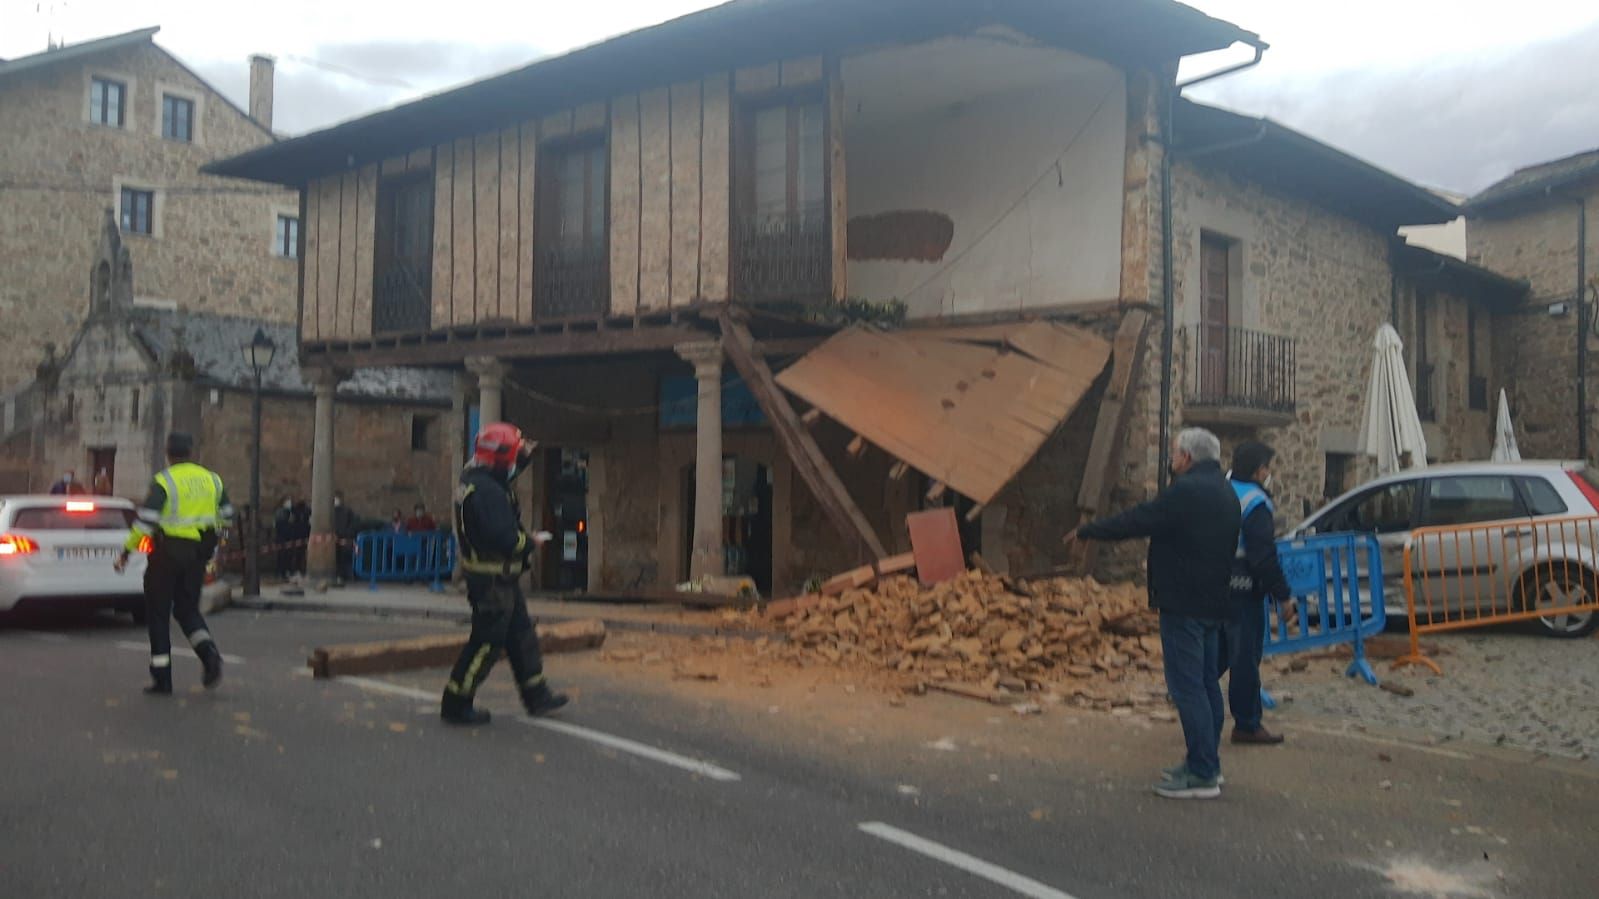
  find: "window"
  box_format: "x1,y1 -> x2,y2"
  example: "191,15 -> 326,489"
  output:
90,77 -> 125,127
130,388 -> 140,425
1419,476 -> 1527,527
534,137 -> 609,318
734,93 -> 828,302
1323,453 -> 1353,502
372,173 -> 434,333
13,506 -> 135,531
1467,304 -> 1488,411
161,94 -> 194,142
120,188 -> 154,235
275,214 -> 299,259
1516,476 -> 1568,517
1414,291 -> 1436,421
1323,481 -> 1418,534
411,415 -> 434,452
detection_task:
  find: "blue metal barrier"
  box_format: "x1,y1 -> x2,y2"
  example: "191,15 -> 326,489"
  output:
353,530 -> 457,593
1259,532 -> 1386,708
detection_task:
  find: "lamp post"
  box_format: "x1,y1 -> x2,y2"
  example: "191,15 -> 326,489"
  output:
243,328 -> 277,597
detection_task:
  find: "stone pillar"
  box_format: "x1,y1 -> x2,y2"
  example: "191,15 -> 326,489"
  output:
306,368 -> 344,581
468,356 -> 507,428
676,341 -> 725,581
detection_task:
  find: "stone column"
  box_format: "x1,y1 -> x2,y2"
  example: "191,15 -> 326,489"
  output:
306,368 -> 345,582
676,341 -> 725,581
468,356 -> 508,428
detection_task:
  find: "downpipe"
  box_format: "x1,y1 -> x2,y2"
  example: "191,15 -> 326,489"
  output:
1157,40 -> 1267,487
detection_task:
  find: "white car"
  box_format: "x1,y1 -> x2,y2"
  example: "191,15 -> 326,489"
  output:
1293,461 -> 1599,637
0,495 -> 147,617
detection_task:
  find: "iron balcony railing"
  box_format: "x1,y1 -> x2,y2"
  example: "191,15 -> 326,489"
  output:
372,260 -> 432,334
535,244 -> 609,320
733,210 -> 829,304
1184,325 -> 1297,414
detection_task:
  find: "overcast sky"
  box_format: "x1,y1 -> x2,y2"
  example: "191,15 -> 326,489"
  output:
4,0 -> 1596,194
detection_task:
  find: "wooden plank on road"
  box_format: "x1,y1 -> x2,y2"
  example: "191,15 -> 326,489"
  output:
309,619 -> 606,678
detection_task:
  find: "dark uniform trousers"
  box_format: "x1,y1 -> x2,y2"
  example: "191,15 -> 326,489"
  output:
446,574 -> 546,699
145,536 -> 212,659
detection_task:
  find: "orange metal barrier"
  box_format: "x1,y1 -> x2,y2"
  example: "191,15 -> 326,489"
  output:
1397,515 -> 1599,673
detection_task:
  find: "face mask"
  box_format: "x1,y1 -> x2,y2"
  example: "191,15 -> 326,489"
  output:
282,500 -> 292,510
333,498 -> 342,507
1261,474 -> 1274,490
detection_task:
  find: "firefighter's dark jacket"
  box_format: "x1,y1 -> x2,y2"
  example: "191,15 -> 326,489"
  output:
457,464 -> 528,568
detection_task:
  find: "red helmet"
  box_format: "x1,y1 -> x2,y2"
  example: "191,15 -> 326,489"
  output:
474,422 -> 524,470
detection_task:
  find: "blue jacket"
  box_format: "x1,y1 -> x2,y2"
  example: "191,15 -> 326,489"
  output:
1078,459 -> 1240,620
1229,477 -> 1291,604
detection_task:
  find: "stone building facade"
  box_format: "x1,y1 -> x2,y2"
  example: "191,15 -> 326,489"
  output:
0,27 -> 297,391
1465,152 -> 1599,463
31,214 -> 454,526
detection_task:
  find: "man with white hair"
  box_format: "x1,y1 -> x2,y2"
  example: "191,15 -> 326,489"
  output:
1065,427 -> 1241,799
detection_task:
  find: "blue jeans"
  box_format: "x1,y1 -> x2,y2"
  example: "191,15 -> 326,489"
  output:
1159,611 -> 1225,781
1221,602 -> 1266,732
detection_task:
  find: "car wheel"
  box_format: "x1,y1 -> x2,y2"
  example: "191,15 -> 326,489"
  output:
1517,562 -> 1599,638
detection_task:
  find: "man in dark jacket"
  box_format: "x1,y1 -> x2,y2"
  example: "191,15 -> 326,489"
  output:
1221,441 -> 1294,745
440,422 -> 568,725
1065,427 -> 1240,799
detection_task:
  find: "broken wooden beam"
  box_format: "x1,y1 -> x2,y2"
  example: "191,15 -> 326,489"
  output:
929,681 -> 1006,705
307,619 -> 607,679
925,481 -> 947,502
963,503 -> 985,523
846,434 -> 867,457
818,551 -> 917,596
1074,308 -> 1152,572
889,460 -> 909,481
718,313 -> 889,560
801,408 -> 823,427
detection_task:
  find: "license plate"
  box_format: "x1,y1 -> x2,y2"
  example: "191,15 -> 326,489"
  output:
57,546 -> 116,561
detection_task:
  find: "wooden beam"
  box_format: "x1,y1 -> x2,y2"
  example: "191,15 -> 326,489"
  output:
925,481 -> 946,502
846,434 -> 866,457
301,322 -> 707,368
801,408 -> 823,427
964,503 -> 985,523
308,619 -> 606,679
1075,308 -> 1153,571
889,461 -> 909,481
718,313 -> 889,561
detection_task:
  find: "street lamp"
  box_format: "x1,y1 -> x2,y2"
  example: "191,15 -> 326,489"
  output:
243,328 -> 277,598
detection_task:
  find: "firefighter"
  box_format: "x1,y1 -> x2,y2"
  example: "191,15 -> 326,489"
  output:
441,422 -> 569,725
114,432 -> 231,695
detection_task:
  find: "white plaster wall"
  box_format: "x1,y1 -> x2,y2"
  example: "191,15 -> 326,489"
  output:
844,65 -> 1127,317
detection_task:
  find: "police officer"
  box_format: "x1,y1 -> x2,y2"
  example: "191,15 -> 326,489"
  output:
441,422 -> 569,725
115,432 -> 231,695
1221,440 -> 1293,745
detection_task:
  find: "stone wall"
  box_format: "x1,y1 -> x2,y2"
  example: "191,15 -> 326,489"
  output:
1466,180 -> 1599,464
0,40 -> 296,390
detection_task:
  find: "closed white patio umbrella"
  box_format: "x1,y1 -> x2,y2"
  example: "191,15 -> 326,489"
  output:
1357,324 -> 1429,476
1491,388 -> 1521,461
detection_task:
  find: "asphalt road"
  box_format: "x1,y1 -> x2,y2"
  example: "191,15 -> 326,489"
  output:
2,609 -> 1595,898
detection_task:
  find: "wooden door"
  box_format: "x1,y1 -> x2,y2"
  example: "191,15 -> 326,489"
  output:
1199,235 -> 1230,400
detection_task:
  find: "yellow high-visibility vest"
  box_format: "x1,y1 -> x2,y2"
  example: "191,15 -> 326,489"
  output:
126,462 -> 228,550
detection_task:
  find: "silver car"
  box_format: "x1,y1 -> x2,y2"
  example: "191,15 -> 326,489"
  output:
1293,461 -> 1599,638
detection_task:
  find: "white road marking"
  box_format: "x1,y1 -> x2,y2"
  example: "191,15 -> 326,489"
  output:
858,822 -> 1079,899
335,676 -> 742,782
113,641 -> 246,665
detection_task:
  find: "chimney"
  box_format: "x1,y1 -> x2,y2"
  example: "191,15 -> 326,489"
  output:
248,54 -> 275,130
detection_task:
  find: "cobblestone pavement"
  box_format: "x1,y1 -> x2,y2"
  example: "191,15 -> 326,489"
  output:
1266,629 -> 1599,761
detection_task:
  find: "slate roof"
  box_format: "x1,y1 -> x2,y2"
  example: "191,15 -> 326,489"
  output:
1466,148 -> 1599,213
127,310 -> 452,403
0,27 -> 160,82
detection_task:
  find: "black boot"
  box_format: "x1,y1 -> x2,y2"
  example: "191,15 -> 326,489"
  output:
196,641 -> 224,689
440,690 -> 491,726
521,681 -> 569,718
145,666 -> 173,696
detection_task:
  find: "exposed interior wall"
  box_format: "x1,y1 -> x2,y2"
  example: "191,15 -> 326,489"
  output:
842,38 -> 1127,317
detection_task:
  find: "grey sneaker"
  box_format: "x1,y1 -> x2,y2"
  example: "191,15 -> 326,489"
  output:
1154,769 -> 1221,799
1161,763 -> 1225,785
